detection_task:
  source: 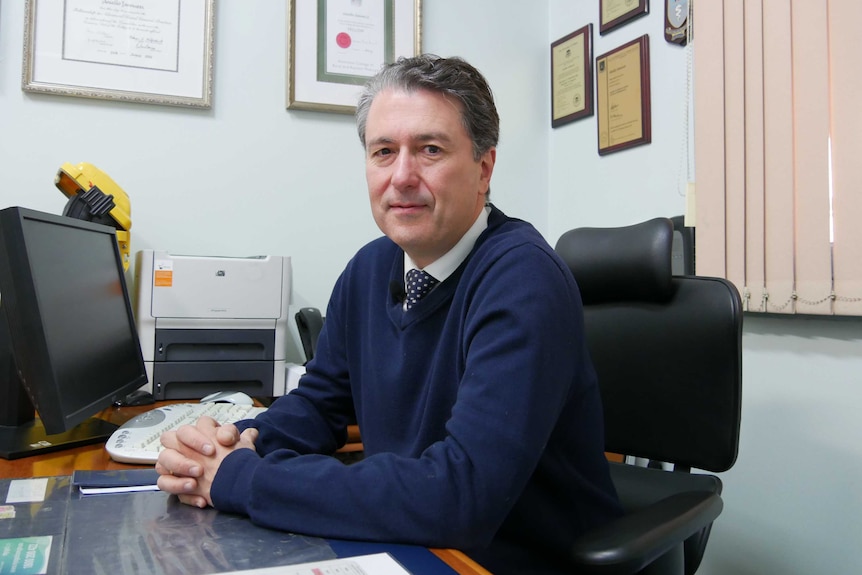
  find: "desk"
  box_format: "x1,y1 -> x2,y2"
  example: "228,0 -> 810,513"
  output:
0,402 -> 489,575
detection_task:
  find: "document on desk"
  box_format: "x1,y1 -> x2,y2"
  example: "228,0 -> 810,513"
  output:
220,553 -> 411,574
5,479 -> 49,504
0,536 -> 53,574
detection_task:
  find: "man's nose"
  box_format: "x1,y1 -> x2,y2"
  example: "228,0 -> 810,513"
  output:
391,152 -> 419,188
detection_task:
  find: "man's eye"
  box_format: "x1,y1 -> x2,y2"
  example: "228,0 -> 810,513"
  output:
374,148 -> 392,157
425,145 -> 441,154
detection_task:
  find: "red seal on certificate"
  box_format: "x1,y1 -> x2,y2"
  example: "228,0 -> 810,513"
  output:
336,32 -> 352,48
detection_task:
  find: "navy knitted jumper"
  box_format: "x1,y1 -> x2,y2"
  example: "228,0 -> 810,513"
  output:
214,206 -> 622,574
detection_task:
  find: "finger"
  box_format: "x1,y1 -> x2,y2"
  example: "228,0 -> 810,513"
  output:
157,473 -> 198,495
194,415 -> 221,431
177,494 -> 210,509
160,429 -> 179,450
216,423 -> 241,447
157,449 -> 203,478
238,428 -> 259,449
175,423 -> 216,456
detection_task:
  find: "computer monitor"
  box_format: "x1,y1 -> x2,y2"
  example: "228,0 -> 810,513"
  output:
0,206 -> 147,459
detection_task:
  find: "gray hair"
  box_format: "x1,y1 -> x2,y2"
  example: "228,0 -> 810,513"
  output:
356,54 -> 500,162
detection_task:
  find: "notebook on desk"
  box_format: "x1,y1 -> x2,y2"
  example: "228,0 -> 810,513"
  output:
71,469 -> 160,494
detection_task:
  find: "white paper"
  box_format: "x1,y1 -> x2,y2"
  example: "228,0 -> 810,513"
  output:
325,0 -> 387,78
218,553 -> 411,575
5,479 -> 49,504
78,484 -> 160,495
62,0 -> 181,72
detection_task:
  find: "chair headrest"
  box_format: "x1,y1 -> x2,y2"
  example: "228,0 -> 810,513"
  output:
555,218 -> 674,304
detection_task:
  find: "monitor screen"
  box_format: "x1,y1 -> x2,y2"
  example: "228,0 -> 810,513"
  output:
0,207 -> 147,459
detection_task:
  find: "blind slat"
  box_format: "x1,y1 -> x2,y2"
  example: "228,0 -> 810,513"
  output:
693,0 -> 727,278
743,0 -> 767,312
791,0 -> 833,314
724,0 -> 748,293
829,0 -> 862,315
762,0 -> 796,313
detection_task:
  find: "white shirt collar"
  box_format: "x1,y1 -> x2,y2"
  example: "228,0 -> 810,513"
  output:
404,205 -> 490,283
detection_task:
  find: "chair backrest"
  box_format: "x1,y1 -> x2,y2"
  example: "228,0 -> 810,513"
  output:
670,215 -> 696,276
556,218 -> 743,472
295,307 -> 324,363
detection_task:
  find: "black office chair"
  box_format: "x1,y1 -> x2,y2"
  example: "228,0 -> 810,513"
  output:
295,307 -> 324,363
669,215 -> 695,276
555,217 -> 743,575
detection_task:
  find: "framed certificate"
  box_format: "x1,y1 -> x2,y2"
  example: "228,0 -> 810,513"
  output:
551,25 -> 593,128
600,0 -> 649,35
288,0 -> 422,114
22,0 -> 215,109
596,35 -> 651,155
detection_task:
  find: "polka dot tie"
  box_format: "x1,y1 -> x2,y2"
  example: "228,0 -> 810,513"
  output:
405,269 -> 439,310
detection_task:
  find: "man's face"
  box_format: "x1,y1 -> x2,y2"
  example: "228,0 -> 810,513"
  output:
364,88 -> 495,269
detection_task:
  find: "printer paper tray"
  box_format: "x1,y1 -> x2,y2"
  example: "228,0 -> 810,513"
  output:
152,361 -> 274,400
155,328 -> 275,361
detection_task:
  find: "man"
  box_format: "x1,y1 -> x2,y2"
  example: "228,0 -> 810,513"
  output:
157,54 -> 622,574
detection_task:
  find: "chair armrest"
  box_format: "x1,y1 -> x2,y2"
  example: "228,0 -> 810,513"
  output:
571,491 -> 723,574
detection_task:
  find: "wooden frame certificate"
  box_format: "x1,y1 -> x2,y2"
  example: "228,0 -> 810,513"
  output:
551,25 -> 593,128
600,0 -> 649,35
596,35 -> 651,155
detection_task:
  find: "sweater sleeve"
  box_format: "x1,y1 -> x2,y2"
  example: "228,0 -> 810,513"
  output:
212,243 -> 593,551
235,277 -> 357,456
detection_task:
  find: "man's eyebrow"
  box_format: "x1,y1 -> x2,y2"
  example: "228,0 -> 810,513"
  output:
366,132 -> 454,147
414,132 -> 453,143
366,136 -> 395,148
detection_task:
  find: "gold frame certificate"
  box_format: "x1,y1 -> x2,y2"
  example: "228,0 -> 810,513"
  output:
600,0 -> 649,34
551,25 -> 593,128
596,35 -> 652,155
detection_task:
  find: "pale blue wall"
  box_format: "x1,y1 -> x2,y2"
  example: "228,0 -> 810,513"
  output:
1,1 -> 860,572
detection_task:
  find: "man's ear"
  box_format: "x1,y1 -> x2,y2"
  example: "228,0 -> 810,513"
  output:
478,148 -> 496,195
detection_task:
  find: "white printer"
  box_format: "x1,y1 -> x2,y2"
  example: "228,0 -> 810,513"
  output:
134,250 -> 292,400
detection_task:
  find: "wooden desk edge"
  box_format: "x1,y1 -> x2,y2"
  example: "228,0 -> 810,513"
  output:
431,549 -> 492,575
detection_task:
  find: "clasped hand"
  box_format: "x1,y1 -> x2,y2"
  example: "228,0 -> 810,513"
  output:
156,416 -> 259,508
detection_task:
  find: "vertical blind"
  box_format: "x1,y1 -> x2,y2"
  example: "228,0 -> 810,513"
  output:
694,0 -> 862,316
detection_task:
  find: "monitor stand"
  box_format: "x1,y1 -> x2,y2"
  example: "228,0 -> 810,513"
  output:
0,417 -> 119,460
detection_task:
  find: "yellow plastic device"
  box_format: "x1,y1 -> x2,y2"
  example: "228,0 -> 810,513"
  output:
54,162 -> 132,270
